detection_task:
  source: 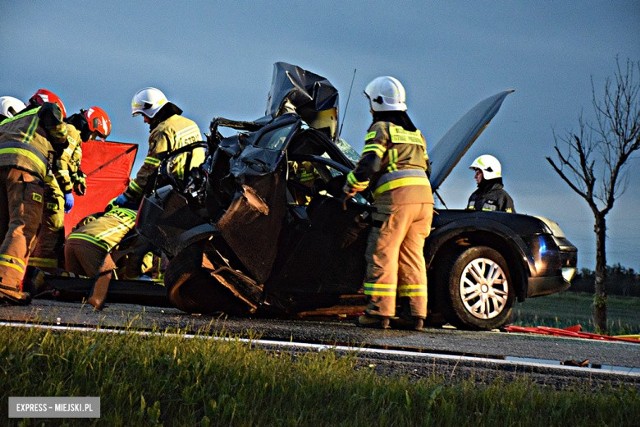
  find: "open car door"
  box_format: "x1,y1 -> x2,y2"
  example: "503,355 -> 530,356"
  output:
216,114 -> 303,283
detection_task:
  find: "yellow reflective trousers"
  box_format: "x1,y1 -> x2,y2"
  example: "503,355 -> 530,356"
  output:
363,201 -> 433,318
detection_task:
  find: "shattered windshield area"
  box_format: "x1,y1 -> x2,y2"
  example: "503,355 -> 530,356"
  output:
255,124 -> 296,150
335,138 -> 360,164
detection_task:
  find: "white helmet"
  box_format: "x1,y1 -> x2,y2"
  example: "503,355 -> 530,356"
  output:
131,87 -> 168,118
470,154 -> 502,180
364,76 -> 407,112
0,96 -> 27,118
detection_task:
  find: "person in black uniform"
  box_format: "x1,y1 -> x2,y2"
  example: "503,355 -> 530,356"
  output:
467,154 -> 515,213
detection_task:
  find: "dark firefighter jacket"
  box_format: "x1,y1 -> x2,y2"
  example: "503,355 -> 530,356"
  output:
467,178 -> 515,213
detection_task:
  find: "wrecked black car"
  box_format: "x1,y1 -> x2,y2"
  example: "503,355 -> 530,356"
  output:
136,62 -> 577,330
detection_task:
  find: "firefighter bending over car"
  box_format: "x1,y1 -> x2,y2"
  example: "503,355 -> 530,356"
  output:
343,76 -> 433,331
112,87 -> 205,207
0,96 -> 68,305
28,90 -> 112,271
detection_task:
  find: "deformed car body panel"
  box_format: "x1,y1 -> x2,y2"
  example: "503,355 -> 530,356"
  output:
135,185 -> 214,256
265,61 -> 340,141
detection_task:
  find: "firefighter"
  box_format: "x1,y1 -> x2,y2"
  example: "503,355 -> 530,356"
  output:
28,99 -> 112,271
112,87 -> 205,207
64,199 -> 138,310
0,96 -> 68,305
64,106 -> 112,197
467,154 -> 515,213
0,96 -> 26,122
289,160 -> 320,205
343,76 -> 433,331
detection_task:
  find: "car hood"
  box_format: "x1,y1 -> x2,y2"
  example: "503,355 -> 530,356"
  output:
428,89 -> 514,191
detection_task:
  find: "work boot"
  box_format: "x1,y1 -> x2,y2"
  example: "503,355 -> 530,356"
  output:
391,316 -> 425,331
22,266 -> 50,297
0,283 -> 32,306
357,314 -> 390,329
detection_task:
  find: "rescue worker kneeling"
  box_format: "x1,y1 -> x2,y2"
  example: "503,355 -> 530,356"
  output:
64,200 -> 137,310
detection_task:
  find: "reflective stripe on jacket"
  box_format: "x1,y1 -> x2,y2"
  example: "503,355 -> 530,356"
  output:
66,207 -> 137,252
125,114 -> 204,201
53,124 -> 83,194
348,121 -> 433,205
373,169 -> 431,198
0,108 -> 55,179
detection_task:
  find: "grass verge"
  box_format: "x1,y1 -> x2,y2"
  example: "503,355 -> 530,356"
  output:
1,326 -> 638,426
511,292 -> 640,335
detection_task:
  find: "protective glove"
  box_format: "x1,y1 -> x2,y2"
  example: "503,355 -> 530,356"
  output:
342,183 -> 358,198
64,192 -> 74,213
73,170 -> 87,195
114,193 -> 129,206
342,184 -> 358,211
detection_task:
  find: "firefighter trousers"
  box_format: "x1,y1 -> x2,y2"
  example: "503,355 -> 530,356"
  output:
65,238 -> 117,310
0,168 -> 44,291
363,202 -> 433,319
29,181 -> 65,271
64,238 -> 116,278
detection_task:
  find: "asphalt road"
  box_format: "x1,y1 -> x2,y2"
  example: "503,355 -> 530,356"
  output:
2,300 -> 639,389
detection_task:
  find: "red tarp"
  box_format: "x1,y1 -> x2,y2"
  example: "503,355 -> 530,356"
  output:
64,140 -> 138,235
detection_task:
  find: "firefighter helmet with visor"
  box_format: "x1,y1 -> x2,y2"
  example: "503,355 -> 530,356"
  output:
364,76 -> 407,112
469,154 -> 502,180
84,106 -> 112,139
131,87 -> 168,119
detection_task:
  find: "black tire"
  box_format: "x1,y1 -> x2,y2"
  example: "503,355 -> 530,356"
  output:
164,242 -> 252,315
444,246 -> 514,330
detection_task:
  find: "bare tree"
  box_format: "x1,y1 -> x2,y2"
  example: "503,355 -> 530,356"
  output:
546,57 -> 640,333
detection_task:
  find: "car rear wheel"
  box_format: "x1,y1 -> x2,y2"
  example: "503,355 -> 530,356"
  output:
444,246 -> 514,330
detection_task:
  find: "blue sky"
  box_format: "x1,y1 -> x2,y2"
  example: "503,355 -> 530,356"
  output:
2,1 -> 639,270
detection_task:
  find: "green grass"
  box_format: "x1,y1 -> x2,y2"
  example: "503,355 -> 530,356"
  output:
2,326 -> 639,426
512,292 -> 640,335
